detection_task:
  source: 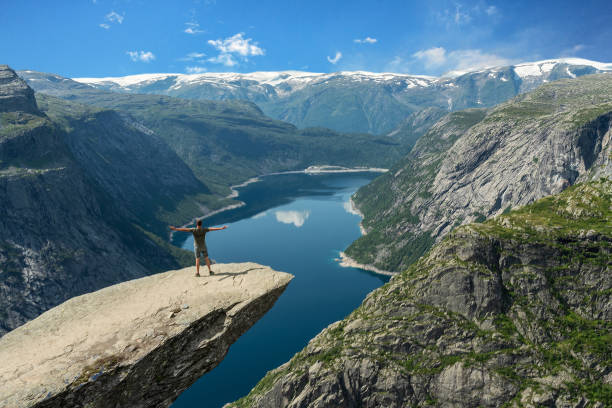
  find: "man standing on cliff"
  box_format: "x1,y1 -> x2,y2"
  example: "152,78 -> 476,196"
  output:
169,220 -> 227,277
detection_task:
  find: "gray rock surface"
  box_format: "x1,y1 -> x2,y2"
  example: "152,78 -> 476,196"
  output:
0,65 -> 38,114
229,180 -> 611,408
347,73 -> 612,272
0,262 -> 293,408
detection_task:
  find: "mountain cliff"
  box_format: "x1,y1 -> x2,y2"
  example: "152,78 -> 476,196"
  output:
67,58 -> 612,135
346,73 -> 612,272
229,179 -> 612,407
0,66 -> 195,335
0,262 -> 293,408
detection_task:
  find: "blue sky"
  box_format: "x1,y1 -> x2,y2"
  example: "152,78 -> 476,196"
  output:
2,0 -> 612,77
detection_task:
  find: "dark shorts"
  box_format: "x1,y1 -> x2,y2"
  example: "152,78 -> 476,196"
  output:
194,245 -> 208,259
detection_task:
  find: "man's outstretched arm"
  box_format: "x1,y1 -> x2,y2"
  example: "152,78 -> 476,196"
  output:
169,226 -> 192,232
208,226 -> 228,231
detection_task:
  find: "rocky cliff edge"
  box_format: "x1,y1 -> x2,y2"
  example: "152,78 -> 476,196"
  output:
0,262 -> 293,408
231,179 -> 611,407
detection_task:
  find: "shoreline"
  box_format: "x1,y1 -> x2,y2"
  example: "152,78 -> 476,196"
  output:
348,196 -> 367,235
168,178 -> 259,241
336,196 -> 398,277
226,177 -> 261,199
169,166 -> 385,243
338,251 -> 397,276
265,165 -> 388,176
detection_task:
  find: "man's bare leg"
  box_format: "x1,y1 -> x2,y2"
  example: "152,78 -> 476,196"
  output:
205,257 -> 213,275
195,257 -> 201,276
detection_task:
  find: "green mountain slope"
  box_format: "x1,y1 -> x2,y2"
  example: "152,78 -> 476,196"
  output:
231,178 -> 612,407
20,71 -> 406,194
346,73 -> 612,272
33,93 -> 230,237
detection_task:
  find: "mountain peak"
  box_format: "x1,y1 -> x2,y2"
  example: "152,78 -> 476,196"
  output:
0,65 -> 39,114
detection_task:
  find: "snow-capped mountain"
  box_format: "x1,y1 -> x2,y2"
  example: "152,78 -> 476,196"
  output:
62,58 -> 612,135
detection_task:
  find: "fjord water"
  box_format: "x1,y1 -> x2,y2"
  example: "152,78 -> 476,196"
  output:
171,173 -> 389,408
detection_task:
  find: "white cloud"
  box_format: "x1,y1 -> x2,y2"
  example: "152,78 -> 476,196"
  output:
184,22 -> 204,35
411,47 -> 510,73
413,47 -> 447,68
485,5 -> 498,15
127,50 -> 156,63
106,11 -> 124,24
327,51 -> 342,64
186,66 -> 207,74
354,37 -> 377,44
179,51 -> 206,61
207,53 -> 237,66
560,44 -> 585,56
386,56 -> 409,72
275,210 -> 310,227
446,49 -> 510,71
454,5 -> 471,24
99,23 -> 110,29
206,33 -> 264,67
208,33 -> 264,57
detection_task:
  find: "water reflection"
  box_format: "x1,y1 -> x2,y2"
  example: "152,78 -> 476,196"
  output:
343,200 -> 359,215
275,210 -> 310,227
171,172 -> 389,408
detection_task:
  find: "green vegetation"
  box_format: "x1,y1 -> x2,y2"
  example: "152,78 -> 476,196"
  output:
234,179 -> 612,406
35,89 -> 405,191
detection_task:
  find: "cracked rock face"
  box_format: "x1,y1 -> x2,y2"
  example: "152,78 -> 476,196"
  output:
229,180 -> 611,408
0,262 -> 293,408
347,73 -> 612,272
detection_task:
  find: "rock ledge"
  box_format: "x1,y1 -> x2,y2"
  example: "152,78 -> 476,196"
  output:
0,262 -> 293,408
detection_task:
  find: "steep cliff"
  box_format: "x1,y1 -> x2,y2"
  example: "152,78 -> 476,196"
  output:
0,66 -> 192,335
230,179 -> 611,408
0,262 -> 293,408
347,73 -> 612,272
34,93 -> 221,237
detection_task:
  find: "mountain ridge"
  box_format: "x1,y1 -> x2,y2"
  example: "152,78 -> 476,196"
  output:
62,58 -> 612,136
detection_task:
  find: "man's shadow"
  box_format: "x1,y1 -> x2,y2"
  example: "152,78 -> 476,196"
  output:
216,267 -> 265,281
